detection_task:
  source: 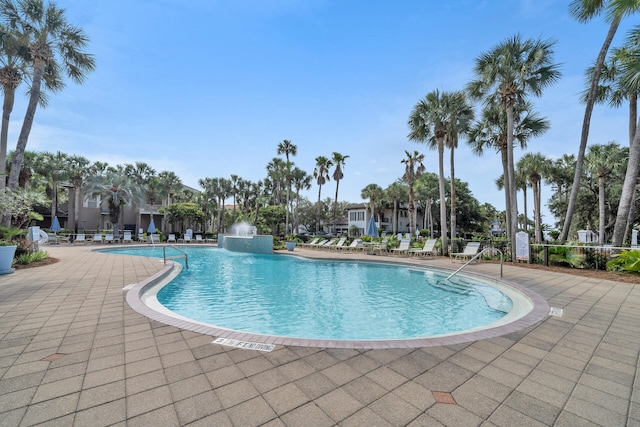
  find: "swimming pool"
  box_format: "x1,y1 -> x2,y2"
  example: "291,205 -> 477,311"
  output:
112,247 -> 548,348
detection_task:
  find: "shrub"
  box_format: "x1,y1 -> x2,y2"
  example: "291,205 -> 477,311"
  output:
14,250 -> 49,265
606,250 -> 640,273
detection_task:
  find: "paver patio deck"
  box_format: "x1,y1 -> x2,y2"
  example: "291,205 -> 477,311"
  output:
0,244 -> 638,426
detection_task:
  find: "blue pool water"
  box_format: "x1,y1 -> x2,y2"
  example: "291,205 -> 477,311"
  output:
108,247 -> 512,341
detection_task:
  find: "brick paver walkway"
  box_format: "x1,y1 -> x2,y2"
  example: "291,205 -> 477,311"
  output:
0,244 -> 638,426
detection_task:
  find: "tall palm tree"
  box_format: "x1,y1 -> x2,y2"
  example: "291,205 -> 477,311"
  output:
66,154 -> 90,234
229,174 -> 240,224
467,35 -> 560,259
361,183 -> 383,225
385,181 -> 407,235
34,150 -> 66,219
586,142 -> 626,244
415,173 -> 438,236
277,139 -> 296,234
0,24 -> 28,191
331,152 -> 349,234
443,91 -> 474,240
124,162 -> 156,187
313,156 -> 332,233
408,90 -> 450,254
84,171 -> 144,236
518,152 -> 549,243
401,150 -> 425,234
468,101 -> 549,244
291,167 -> 311,234
5,0 -> 95,189
562,0 -> 639,241
156,170 -> 182,231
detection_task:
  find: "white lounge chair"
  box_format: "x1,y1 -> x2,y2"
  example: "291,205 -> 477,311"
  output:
301,238 -> 320,247
104,234 -> 114,244
451,242 -> 481,261
122,231 -> 133,243
92,234 -> 103,244
391,239 -> 411,255
409,239 -> 437,257
372,238 -> 388,254
167,234 -> 177,243
338,239 -> 359,251
74,233 -> 86,244
195,234 -> 204,243
330,237 -> 347,250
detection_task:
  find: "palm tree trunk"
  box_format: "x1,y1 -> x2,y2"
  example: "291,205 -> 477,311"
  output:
533,179 -> 541,243
333,180 -> 340,235
612,115 -> 640,247
522,185 -> 527,233
0,85 -> 16,191
437,139 -> 448,255
450,147 -> 457,240
8,60 -> 45,189
598,175 -> 606,245
316,186 -> 322,233
506,106 -> 518,261
500,146 -> 512,242
393,200 -> 398,234
561,16 -> 621,242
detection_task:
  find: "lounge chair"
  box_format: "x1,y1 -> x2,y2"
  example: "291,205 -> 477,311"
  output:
92,234 -> 103,244
338,239 -> 359,251
321,238 -> 339,249
451,241 -> 481,262
74,233 -> 86,244
148,234 -> 160,244
104,234 -> 114,244
372,238 -> 388,254
309,239 -> 328,247
330,237 -> 347,250
391,239 -> 411,255
409,239 -> 437,257
195,234 -> 204,243
183,234 -> 192,243
167,234 -> 177,243
301,237 -> 320,247
122,232 -> 133,243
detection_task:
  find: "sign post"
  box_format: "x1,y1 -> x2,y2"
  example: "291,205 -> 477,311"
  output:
515,231 -> 530,262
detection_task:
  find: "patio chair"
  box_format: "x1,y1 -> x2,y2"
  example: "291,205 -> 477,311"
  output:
300,237 -> 320,247
391,239 -> 411,255
167,234 -> 177,243
309,239 -> 328,248
74,233 -> 87,244
409,239 -> 437,257
122,231 -> 133,243
104,234 -> 115,244
450,241 -> 481,262
195,234 -> 204,243
46,233 -> 59,245
92,234 -> 103,244
372,238 -> 388,254
330,237 -> 347,250
321,238 -> 339,249
338,239 -> 360,251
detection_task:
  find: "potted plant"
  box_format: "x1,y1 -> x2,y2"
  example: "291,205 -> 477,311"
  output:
285,234 -> 298,251
0,226 -> 22,274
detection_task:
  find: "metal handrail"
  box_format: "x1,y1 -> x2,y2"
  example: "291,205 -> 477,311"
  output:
163,245 -> 188,268
446,248 -> 503,280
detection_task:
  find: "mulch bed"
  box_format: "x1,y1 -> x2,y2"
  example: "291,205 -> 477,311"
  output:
13,257 -> 60,270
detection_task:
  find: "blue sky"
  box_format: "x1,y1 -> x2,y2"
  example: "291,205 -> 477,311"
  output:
9,0 -> 635,227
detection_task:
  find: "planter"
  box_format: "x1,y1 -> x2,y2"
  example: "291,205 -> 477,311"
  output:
285,241 -> 296,252
0,245 -> 17,275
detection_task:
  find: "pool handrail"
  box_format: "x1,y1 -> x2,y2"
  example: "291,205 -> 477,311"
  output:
446,248 -> 503,280
163,245 -> 189,268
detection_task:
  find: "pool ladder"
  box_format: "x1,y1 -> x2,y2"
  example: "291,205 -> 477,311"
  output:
446,248 -> 502,280
163,245 -> 189,268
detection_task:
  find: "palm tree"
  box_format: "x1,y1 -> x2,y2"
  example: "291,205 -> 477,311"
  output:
518,152 -> 549,243
313,156 -> 332,233
66,154 -> 90,234
84,172 -> 144,236
277,139 -> 296,234
34,150 -> 66,219
585,142 -> 626,244
407,90 -> 450,255
156,170 -> 182,231
562,0 -> 639,241
468,101 -> 549,244
291,167 -> 311,234
0,24 -> 28,191
401,150 -> 425,234
385,181 -> 407,235
415,173 -> 438,236
5,0 -> 95,189
229,174 -> 240,223
468,34 -> 560,259
330,152 -> 349,235
124,162 -> 156,187
361,183 -> 383,226
443,91 -> 474,240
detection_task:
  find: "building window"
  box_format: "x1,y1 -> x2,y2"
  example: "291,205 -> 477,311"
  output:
84,196 -> 100,209
357,212 -> 364,221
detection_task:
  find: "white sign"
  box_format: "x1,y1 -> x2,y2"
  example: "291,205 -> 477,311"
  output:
515,231 -> 530,262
